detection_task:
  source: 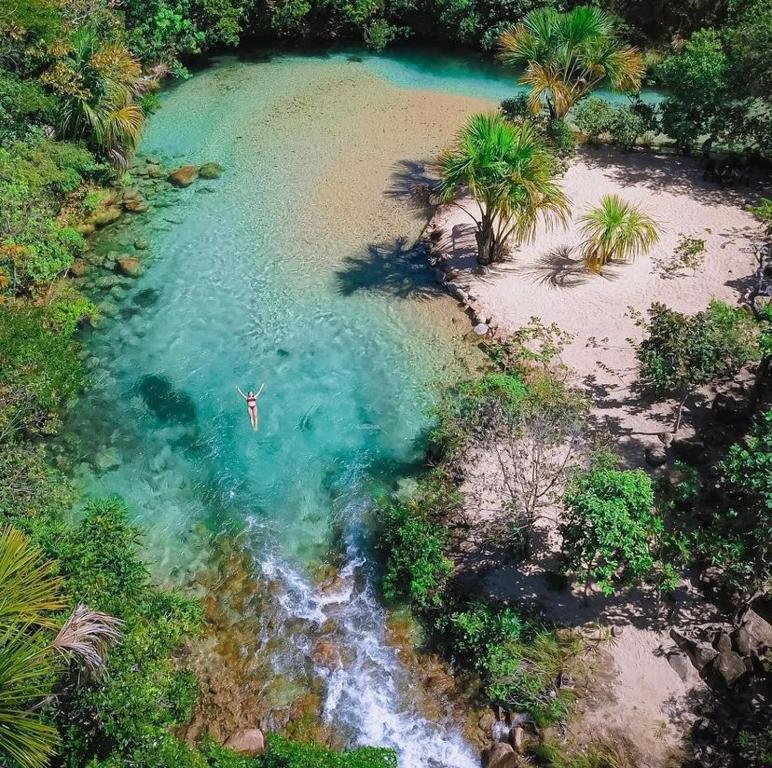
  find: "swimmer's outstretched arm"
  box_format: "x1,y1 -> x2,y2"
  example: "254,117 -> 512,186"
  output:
236,386 -> 247,400
255,383 -> 265,398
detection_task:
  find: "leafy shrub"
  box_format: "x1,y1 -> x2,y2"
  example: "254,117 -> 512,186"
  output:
259,734 -> 397,768
378,474 -> 455,609
633,301 -> 759,431
572,97 -> 616,144
443,602 -> 579,725
652,234 -> 706,279
0,305 -> 85,443
561,455 -> 671,596
608,106 -> 646,151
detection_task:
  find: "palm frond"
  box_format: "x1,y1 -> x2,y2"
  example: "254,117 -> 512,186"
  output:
0,526 -> 64,629
53,604 -> 122,677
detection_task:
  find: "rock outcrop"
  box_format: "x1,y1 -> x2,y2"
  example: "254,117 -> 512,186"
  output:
168,165 -> 199,187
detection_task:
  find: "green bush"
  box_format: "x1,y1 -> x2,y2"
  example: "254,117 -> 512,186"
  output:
0,305 -> 85,443
561,456 -> 671,596
259,734 -> 397,768
572,97 -> 616,144
608,106 -> 646,151
378,473 -> 455,609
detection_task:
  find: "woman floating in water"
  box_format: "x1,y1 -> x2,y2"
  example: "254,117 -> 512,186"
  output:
236,383 -> 264,431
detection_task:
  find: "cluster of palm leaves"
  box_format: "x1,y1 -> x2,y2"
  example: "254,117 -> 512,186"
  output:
498,6 -> 645,119
42,28 -> 157,167
438,113 -> 570,265
580,194 -> 659,273
0,526 -> 121,768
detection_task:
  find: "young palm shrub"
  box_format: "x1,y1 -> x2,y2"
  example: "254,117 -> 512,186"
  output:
498,6 -> 645,119
0,526 -> 121,768
42,29 -> 151,167
438,113 -> 570,266
579,194 -> 659,273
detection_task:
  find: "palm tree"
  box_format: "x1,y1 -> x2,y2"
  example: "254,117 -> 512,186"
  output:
42,29 -> 150,167
579,194 -> 659,273
438,113 -> 570,266
0,526 -> 121,768
498,6 -> 645,119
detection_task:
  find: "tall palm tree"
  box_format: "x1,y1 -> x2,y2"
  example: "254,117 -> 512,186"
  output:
0,526 -> 121,768
42,29 -> 149,167
579,194 -> 659,273
498,6 -> 645,119
438,113 -> 570,266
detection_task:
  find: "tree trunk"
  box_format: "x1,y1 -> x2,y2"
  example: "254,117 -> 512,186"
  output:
475,219 -> 496,266
673,388 -> 689,433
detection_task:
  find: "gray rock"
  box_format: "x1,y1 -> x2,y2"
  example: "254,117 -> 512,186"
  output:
97,301 -> 117,317
473,322 -> 490,336
741,606 -> 772,651
198,161 -> 223,179
670,629 -> 717,671
714,630 -> 733,653
733,626 -> 752,656
94,274 -> 124,290
711,650 -> 746,686
668,651 -> 691,682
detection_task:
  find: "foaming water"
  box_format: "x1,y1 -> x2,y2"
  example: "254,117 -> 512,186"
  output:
62,50 -> 510,766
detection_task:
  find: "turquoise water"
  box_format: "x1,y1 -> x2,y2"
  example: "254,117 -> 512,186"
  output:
64,48 -> 659,765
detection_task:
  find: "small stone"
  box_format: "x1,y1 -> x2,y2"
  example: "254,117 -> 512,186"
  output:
473,322 -> 489,336
94,274 -> 124,289
167,165 -> 198,187
225,729 -> 264,756
116,257 -> 143,277
134,238 -> 150,251
198,161 -> 223,179
714,631 -> 732,653
97,301 -> 117,317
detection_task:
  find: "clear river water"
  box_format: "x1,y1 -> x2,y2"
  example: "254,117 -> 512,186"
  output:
63,47 -> 661,767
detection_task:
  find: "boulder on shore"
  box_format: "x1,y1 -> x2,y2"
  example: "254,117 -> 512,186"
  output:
69,259 -> 88,278
167,165 -> 199,187
116,257 -> 143,277
224,729 -> 264,756
482,742 -> 519,768
199,162 -> 223,179
91,205 -> 123,227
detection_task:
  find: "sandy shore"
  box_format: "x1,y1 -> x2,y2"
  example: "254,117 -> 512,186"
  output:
431,147 -> 769,765
432,146 -> 765,461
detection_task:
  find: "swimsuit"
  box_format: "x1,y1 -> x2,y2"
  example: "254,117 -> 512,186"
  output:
247,396 -> 257,411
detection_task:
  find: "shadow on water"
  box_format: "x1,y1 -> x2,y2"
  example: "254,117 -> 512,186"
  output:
335,236 -> 444,300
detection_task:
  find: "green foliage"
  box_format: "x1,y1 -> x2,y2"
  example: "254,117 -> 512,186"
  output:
443,602 -> 579,725
0,72 -> 55,142
652,234 -> 706,279
573,97 -> 616,143
54,498 -> 204,767
699,410 -> 772,593
0,305 -> 85,444
579,194 -> 659,273
534,736 -> 635,767
633,300 -> 759,430
259,733 -> 397,768
498,6 -> 645,119
561,456 -> 668,596
378,474 -> 455,609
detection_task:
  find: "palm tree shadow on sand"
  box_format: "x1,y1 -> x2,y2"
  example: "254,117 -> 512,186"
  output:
518,245 -> 622,289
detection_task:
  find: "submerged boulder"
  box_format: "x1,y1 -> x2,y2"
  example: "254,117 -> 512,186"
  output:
116,256 -> 143,277
136,374 -> 197,424
167,165 -> 199,187
199,162 -> 223,179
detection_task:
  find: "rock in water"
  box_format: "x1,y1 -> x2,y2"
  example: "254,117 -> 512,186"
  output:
225,729 -> 264,756
137,374 -> 197,424
116,257 -> 143,277
69,259 -> 88,277
91,205 -> 123,227
134,237 -> 149,251
123,196 -> 149,213
167,165 -> 199,187
199,162 -> 223,179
